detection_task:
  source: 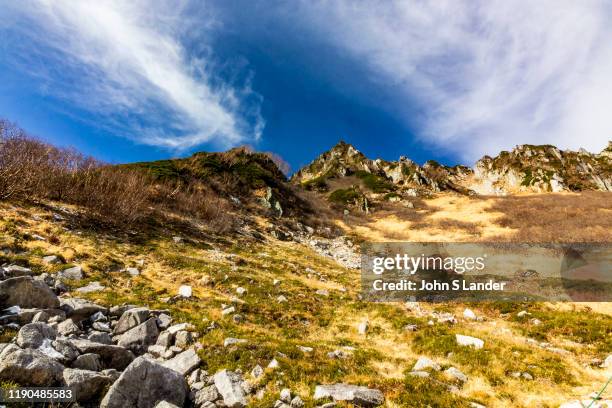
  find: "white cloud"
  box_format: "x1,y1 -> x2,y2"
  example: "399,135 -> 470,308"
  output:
4,0 -> 264,150
293,0 -> 612,161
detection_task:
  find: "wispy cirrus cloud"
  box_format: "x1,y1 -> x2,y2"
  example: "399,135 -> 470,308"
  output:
290,0 -> 612,161
1,0 -> 264,150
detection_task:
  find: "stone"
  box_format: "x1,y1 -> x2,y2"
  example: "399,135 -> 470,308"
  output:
0,347 -> 64,386
157,331 -> 174,348
60,298 -> 106,320
3,265 -> 33,277
114,307 -> 150,335
178,285 -> 192,298
413,356 -> 440,371
357,321 -> 368,335
224,337 -> 247,347
600,355 -> 612,368
57,319 -> 81,336
290,396 -> 304,408
71,339 -> 135,370
52,339 -> 80,363
316,289 -> 329,297
194,385 -> 221,406
167,322 -> 194,334
463,308 -> 477,320
147,345 -> 167,358
155,402 -> 181,408
110,304 -> 137,317
117,318 -> 160,354
100,356 -> 187,408
43,255 -> 62,264
236,287 -> 247,296
73,353 -> 103,371
313,384 -> 384,407
297,346 -> 313,353
277,295 -> 288,303
162,349 -> 201,375
63,368 -> 112,401
58,265 -> 84,280
90,311 -> 107,322
32,310 -> 50,323
456,334 -> 484,349
16,322 -> 57,349
517,310 -> 529,317
267,358 -> 279,369
280,388 -> 292,403
88,331 -> 113,344
125,267 -> 140,277
157,313 -> 172,329
0,276 -> 60,309
214,369 -> 248,408
251,364 -> 264,379
222,306 -> 236,316
445,367 -> 468,382
76,281 -> 106,293
175,330 -> 194,348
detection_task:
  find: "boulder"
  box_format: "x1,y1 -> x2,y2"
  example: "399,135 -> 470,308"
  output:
0,347 -> 64,386
57,265 -> 83,280
162,349 -> 201,375
63,368 -> 112,401
178,285 -> 192,298
100,356 -> 187,408
88,331 -> 113,344
52,339 -> 80,363
175,330 -> 194,348
156,331 -> 174,348
71,339 -> 135,370
445,367 -> 468,382
57,319 -> 81,336
213,370 -> 248,408
456,334 -> 484,349
0,276 -> 60,309
72,353 -> 103,371
194,385 -> 221,406
16,322 -> 57,349
117,318 -> 159,354
60,298 -> 106,320
114,307 -> 150,335
76,282 -> 106,293
3,265 -> 33,278
413,356 -> 440,371
313,384 -> 384,407
43,255 -> 62,264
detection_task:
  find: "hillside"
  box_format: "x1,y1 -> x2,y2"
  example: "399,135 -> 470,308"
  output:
1,129 -> 611,408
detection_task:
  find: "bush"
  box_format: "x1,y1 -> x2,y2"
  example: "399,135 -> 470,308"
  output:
328,188 -> 361,205
0,120 -> 234,230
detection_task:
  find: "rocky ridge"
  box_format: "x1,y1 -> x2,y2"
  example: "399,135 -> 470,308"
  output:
291,141 -> 612,198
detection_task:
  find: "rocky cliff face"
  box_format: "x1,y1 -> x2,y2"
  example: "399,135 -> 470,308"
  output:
469,142 -> 612,194
292,141 -> 612,197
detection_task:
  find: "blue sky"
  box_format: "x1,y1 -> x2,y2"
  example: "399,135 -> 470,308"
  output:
1,1 -> 611,173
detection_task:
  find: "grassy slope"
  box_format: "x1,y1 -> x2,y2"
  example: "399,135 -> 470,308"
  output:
1,195 -> 611,407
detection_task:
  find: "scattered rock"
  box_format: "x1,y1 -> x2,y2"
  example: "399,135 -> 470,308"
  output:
71,340 -> 135,370
280,388 -> 292,403
0,276 -> 60,309
251,364 -> 264,379
214,369 -> 248,408
236,287 -> 247,296
178,285 -> 192,298
357,321 -> 369,335
125,267 -> 140,277
175,330 -> 194,348
57,319 -> 81,336
445,367 -> 468,382
117,318 -> 160,353
413,356 -> 440,371
316,289 -> 329,297
463,308 -> 477,320
76,281 -> 106,293
224,337 -> 247,347
100,356 -> 187,408
43,255 -> 63,264
114,307 -> 150,335
16,322 -> 57,349
163,349 -> 201,376
456,334 -> 484,349
60,298 -> 106,320
313,384 -> 384,407
0,347 -> 64,386
3,265 -> 33,278
277,295 -> 288,303
63,368 -> 112,401
58,265 -> 84,280
72,353 -> 103,371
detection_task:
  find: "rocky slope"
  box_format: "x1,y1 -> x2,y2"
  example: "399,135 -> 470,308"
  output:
292,141 -> 612,201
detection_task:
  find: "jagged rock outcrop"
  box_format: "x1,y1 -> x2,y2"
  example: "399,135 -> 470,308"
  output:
469,142 -> 612,194
292,140 -> 612,198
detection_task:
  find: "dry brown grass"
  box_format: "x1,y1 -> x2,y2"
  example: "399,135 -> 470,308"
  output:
485,192 -> 612,242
